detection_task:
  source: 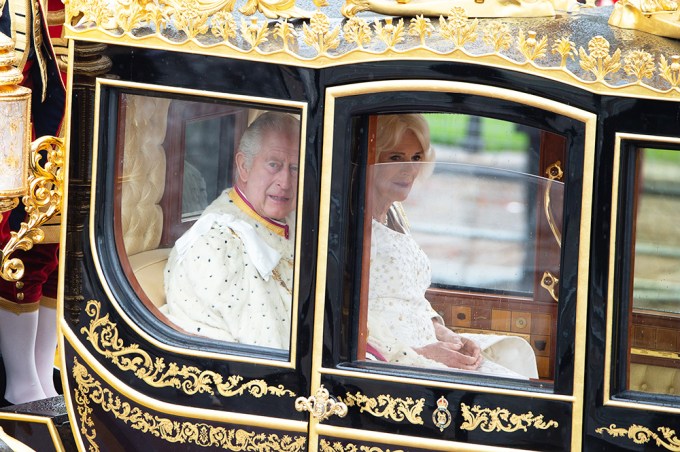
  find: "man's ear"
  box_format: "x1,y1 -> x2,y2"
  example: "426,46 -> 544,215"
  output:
235,152 -> 249,183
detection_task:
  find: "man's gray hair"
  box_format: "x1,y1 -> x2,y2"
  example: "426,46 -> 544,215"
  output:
238,112 -> 301,167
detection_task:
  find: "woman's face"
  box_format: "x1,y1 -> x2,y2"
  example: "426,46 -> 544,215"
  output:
373,129 -> 425,206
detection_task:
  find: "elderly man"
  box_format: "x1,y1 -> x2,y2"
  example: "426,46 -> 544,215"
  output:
163,112 -> 300,350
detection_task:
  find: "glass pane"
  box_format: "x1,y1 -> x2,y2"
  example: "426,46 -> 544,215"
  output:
629,147 -> 680,394
361,113 -> 561,382
116,92 -> 301,355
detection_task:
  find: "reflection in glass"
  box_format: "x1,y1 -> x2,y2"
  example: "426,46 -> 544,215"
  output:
628,147 -> 680,394
361,113 -> 561,381
116,93 -> 301,354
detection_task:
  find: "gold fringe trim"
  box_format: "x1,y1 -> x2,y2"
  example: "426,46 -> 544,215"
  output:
0,297 -> 40,314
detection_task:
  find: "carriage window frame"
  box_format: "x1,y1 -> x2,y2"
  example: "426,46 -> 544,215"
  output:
605,133 -> 680,409
90,78 -> 308,368
315,81 -> 596,396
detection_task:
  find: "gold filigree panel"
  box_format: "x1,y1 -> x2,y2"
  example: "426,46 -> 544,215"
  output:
72,358 -> 306,451
459,402 -> 559,432
81,299 -> 295,398
319,439 -> 405,452
65,3 -> 680,97
338,392 -> 424,425
596,424 -> 680,450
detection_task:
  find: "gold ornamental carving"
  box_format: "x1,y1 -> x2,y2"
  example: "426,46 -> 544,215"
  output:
295,385 -> 348,421
81,299 -> 296,398
319,439 -> 405,452
72,358 -> 306,451
459,402 -> 559,433
1,136 -> 64,282
338,392 -> 424,425
596,423 -> 680,451
64,4 -> 680,97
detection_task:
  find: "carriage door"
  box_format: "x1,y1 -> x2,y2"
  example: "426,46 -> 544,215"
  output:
302,80 -> 596,451
60,48 -> 315,450
585,108 -> 680,450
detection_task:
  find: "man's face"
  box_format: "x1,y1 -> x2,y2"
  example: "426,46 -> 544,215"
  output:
237,130 -> 300,221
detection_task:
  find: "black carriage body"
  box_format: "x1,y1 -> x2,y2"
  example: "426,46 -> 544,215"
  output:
50,5 -> 680,451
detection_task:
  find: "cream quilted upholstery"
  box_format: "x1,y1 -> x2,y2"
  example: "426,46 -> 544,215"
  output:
120,95 -> 172,307
630,363 -> 680,395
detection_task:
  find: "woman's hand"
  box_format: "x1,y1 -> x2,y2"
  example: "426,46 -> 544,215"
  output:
414,341 -> 482,370
428,321 -> 483,368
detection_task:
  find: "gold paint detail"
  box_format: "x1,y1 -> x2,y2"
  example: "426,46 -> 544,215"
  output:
81,299 -> 296,398
65,8 -> 680,96
459,403 -> 559,432
71,357 -> 307,451
338,392 -> 424,425
596,423 -> 680,450
432,396 -> 452,432
319,439 -> 405,452
1,136 -> 64,282
295,385 -> 348,421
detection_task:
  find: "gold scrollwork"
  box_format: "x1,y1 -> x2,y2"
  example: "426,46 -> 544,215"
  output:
1,136 -> 64,282
295,385 -> 348,421
338,392 -> 424,425
596,423 -> 680,450
72,358 -> 306,451
540,271 -> 559,302
81,299 -> 296,398
459,402 -> 559,433
319,439 -> 405,452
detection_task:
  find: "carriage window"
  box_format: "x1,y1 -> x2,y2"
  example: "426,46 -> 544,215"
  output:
114,92 -> 301,355
627,146 -> 680,394
359,113 -> 562,381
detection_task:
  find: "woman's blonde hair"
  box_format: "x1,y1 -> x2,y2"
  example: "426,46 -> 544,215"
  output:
375,114 -> 435,163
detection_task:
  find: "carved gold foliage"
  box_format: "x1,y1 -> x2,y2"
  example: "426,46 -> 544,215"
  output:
274,19 -> 297,51
552,37 -> 576,68
596,423 -> 680,450
459,403 -> 558,433
579,35 -> 621,82
341,0 -> 370,17
72,358 -> 306,451
659,55 -> 680,88
375,18 -> 405,48
338,392 -> 425,425
624,50 -> 655,83
240,18 -> 269,49
172,0 -> 211,39
343,17 -> 372,49
409,15 -> 434,46
302,12 -> 340,55
211,11 -> 237,41
81,300 -> 295,398
518,29 -> 547,62
319,439 -> 405,452
483,21 -> 512,53
439,7 -> 478,48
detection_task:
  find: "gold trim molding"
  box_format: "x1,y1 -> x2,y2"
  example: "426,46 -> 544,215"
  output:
319,439 -> 405,452
459,403 -> 559,432
81,299 -> 296,398
596,423 -> 680,450
72,357 -> 306,451
338,392 -> 424,425
65,5 -> 680,97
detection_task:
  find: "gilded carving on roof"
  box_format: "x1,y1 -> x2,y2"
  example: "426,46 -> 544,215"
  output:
64,0 -> 680,96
